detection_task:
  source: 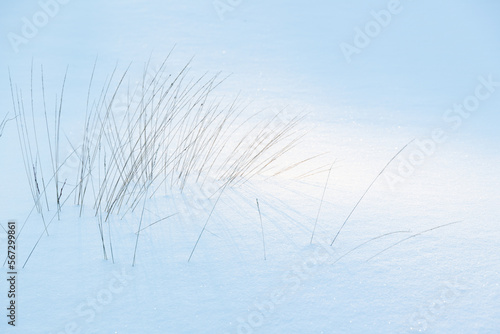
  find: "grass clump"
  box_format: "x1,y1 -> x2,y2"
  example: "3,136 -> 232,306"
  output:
9,56 -> 312,264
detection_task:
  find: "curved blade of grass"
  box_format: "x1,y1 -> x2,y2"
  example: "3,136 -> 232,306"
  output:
366,221 -> 462,262
330,139 -> 415,246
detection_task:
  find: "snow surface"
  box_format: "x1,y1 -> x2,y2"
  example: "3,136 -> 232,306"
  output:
1,0 -> 500,333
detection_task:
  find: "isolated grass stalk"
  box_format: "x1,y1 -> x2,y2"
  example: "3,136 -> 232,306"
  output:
330,140 -> 415,246
366,221 -> 462,262
310,161 -> 335,244
132,182 -> 151,266
333,230 -> 411,264
188,179 -> 231,262
30,64 -> 51,213
54,68 -> 68,219
256,198 -> 267,260
40,66 -> 54,212
295,164 -> 332,180
135,213 -> 177,234
97,212 -> 108,261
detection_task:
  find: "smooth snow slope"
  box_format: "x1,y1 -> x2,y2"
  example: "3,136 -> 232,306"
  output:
1,0 -> 499,333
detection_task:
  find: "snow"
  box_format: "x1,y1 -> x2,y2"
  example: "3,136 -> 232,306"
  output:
1,0 -> 500,333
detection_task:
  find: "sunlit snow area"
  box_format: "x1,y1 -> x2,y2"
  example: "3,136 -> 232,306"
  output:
1,1 -> 500,333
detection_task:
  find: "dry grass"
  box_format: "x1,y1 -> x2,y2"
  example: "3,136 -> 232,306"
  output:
9,57 -> 316,263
